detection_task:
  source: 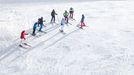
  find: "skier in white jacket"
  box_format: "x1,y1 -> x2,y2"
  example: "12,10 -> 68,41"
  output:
60,18 -> 65,32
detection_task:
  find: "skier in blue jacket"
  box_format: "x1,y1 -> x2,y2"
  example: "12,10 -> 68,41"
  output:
32,22 -> 38,36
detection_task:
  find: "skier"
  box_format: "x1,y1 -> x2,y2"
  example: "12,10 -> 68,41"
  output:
63,10 -> 69,24
20,30 -> 28,46
80,14 -> 85,28
38,17 -> 46,32
60,18 -> 65,32
51,9 -> 57,23
69,7 -> 74,19
32,22 -> 38,36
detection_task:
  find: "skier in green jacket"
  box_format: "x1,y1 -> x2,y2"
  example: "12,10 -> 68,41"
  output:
63,10 -> 69,23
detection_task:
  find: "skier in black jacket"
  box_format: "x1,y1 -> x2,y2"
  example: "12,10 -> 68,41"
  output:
51,9 -> 57,23
38,17 -> 46,32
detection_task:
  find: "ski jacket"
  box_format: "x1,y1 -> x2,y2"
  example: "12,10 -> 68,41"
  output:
20,31 -> 26,39
63,12 -> 69,17
38,18 -> 43,24
69,8 -> 74,13
51,10 -> 57,17
81,15 -> 85,22
33,22 -> 38,30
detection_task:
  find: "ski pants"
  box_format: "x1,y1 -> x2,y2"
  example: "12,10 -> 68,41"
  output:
60,24 -> 64,31
51,16 -> 55,22
64,16 -> 68,23
32,28 -> 36,35
39,24 -> 43,31
80,22 -> 85,28
69,13 -> 73,18
20,38 -> 26,45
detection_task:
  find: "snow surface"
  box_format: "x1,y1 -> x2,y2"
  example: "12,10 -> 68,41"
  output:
0,1 -> 134,75
0,0 -> 91,4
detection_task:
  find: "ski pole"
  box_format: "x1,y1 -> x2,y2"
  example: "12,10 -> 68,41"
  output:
56,15 -> 60,23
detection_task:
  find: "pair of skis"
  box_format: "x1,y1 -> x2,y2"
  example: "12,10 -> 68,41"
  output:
19,43 -> 31,49
76,24 -> 88,29
32,30 -> 47,37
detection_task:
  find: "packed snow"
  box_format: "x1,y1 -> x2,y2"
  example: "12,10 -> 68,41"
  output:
0,1 -> 134,75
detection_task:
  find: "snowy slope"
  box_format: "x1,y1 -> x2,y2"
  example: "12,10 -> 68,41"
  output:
0,0 -> 91,4
0,1 -> 134,75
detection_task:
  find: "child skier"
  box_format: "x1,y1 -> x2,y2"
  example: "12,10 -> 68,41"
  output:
69,7 -> 74,19
51,9 -> 57,23
60,18 -> 65,32
80,14 -> 85,28
32,22 -> 38,36
20,30 -> 28,46
63,10 -> 69,24
38,17 -> 46,32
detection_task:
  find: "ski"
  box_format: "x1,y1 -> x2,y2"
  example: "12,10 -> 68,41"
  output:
24,43 -> 31,47
65,22 -> 72,26
69,18 -> 76,21
35,34 -> 42,38
39,31 -> 47,34
76,24 -> 87,29
76,24 -> 80,27
31,31 -> 46,36
19,44 -> 30,49
59,29 -> 66,34
68,22 -> 72,25
61,32 -> 66,34
76,25 -> 84,30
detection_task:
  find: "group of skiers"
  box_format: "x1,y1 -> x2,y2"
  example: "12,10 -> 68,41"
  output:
20,7 -> 85,46
32,17 -> 46,36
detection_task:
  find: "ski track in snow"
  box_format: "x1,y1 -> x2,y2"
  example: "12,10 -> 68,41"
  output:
0,1 -> 134,75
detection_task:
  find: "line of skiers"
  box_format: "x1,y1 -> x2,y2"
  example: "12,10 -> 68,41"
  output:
20,7 -> 85,46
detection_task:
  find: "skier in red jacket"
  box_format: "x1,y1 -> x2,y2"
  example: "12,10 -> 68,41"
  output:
20,30 -> 28,46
